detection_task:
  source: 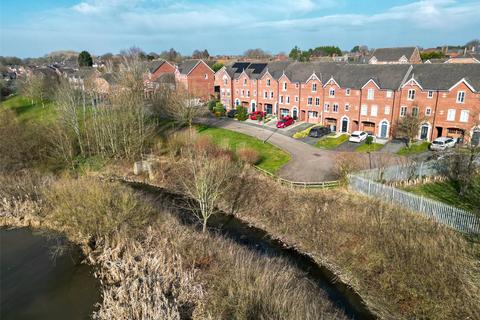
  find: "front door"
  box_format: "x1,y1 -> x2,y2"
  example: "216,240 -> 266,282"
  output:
472,130 -> 480,146
341,118 -> 348,132
420,125 -> 429,140
380,121 -> 388,138
251,103 -> 256,112
292,109 -> 298,120
266,104 -> 273,115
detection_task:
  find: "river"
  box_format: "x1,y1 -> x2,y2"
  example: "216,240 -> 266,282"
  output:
0,228 -> 100,320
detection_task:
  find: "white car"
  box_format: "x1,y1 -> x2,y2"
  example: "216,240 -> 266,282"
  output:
349,131 -> 368,143
429,137 -> 456,151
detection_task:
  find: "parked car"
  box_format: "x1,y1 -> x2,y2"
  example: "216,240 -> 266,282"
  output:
349,131 -> 368,143
249,111 -> 266,120
276,116 -> 295,128
309,126 -> 331,138
227,109 -> 237,118
429,137 -> 456,151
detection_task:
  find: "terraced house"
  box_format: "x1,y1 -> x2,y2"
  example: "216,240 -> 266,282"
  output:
215,62 -> 480,144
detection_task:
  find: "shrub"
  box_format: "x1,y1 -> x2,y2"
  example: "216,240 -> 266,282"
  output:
236,106 -> 248,121
207,99 -> 217,112
237,147 -> 261,165
365,135 -> 374,145
43,177 -> 153,242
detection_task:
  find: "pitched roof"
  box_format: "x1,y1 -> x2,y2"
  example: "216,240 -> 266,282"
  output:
409,64 -> 480,91
177,59 -> 201,75
371,47 -> 417,62
333,64 -> 411,90
154,73 -> 175,84
148,59 -> 167,73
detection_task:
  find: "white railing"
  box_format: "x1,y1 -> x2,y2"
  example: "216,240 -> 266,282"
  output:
348,175 -> 480,235
356,161 -> 439,183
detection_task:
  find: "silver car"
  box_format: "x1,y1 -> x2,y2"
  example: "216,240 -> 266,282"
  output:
429,137 -> 456,151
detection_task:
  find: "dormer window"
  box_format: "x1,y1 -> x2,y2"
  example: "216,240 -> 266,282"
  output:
407,89 -> 415,101
456,91 -> 465,103
312,83 -> 317,92
266,79 -> 271,86
329,88 -> 335,97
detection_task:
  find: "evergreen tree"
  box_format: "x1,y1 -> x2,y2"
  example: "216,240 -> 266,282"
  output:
78,51 -> 93,67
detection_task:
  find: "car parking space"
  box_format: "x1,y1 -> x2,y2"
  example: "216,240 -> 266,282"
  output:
335,140 -> 365,151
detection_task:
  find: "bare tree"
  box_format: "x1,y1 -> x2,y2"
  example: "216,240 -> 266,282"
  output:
171,148 -> 238,232
395,114 -> 424,147
151,88 -> 204,130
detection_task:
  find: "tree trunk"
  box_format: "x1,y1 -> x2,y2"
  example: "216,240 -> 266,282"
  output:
202,219 -> 207,233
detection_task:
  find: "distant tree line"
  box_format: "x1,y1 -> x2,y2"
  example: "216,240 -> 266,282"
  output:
289,45 -> 343,61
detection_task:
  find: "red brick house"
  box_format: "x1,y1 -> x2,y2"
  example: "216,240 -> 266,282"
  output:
215,62 -> 480,144
369,47 -> 421,65
175,59 -> 215,101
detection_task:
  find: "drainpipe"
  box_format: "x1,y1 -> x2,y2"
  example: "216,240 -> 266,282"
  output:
357,88 -> 363,131
391,90 -> 397,138
431,90 -> 440,140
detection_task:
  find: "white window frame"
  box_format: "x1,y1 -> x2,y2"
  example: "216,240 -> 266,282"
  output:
345,104 -> 350,111
329,88 -> 335,97
412,106 -> 419,117
333,104 -> 339,113
243,78 -> 247,85
370,105 -> 378,117
286,96 -> 290,104
400,106 -> 407,117
264,91 -> 267,98
280,96 -> 284,103
312,83 -> 317,92
447,109 -> 456,121
460,110 -> 469,122
295,95 -> 299,102
324,103 -> 330,112
427,91 -> 433,99
384,106 -> 390,115
270,91 -> 274,99
345,88 -> 350,96
386,90 -> 393,98
456,91 -> 465,103
315,97 -> 320,106
407,89 -> 415,101
367,88 -> 374,100
283,82 -> 287,91
361,105 -> 368,116
266,79 -> 271,86
308,111 -> 318,118
307,97 -> 313,105
425,107 -> 432,116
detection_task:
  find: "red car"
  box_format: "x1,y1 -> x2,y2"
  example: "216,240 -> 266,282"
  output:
249,111 -> 266,120
276,116 -> 295,128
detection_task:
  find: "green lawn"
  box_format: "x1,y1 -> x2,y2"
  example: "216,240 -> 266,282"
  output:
402,178 -> 480,214
315,134 -> 348,149
1,95 -> 56,123
355,143 -> 384,153
197,125 -> 290,174
397,141 -> 430,155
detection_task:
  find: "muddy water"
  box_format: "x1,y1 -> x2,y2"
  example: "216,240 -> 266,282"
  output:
0,228 -> 100,320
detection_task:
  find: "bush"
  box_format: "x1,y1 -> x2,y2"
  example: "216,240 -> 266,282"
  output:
236,106 -> 248,121
44,177 -> 153,242
213,102 -> 225,117
237,147 -> 261,165
365,135 -> 374,145
207,99 -> 217,112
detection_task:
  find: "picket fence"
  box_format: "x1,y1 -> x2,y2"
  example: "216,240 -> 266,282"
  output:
355,161 -> 438,183
349,175 -> 480,234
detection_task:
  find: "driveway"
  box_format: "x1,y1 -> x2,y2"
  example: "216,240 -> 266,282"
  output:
198,118 -> 406,182
200,118 -> 339,182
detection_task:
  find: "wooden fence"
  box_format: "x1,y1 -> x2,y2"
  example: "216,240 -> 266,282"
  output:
349,175 -> 480,235
254,166 -> 340,189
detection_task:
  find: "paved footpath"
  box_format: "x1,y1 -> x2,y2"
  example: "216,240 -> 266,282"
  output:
200,118 -> 339,182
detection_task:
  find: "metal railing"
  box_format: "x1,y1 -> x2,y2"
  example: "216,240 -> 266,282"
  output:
348,175 -> 480,234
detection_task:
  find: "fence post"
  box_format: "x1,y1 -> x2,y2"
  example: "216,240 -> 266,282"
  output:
420,195 -> 424,212
368,179 -> 371,195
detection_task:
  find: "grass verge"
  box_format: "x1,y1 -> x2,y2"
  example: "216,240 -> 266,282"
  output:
1,95 -> 56,124
355,143 -> 384,153
401,178 -> 480,214
396,141 -> 430,155
316,134 -> 349,149
197,125 -> 290,174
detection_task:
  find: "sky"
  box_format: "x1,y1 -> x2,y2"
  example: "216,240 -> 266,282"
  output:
1,0 -> 479,58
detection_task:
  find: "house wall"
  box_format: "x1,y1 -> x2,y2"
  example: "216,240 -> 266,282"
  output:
256,73 -> 278,115
277,75 -> 301,119
151,62 -> 175,81
323,80 -> 362,132
185,62 -> 215,101
300,77 -> 323,123
216,69 -> 233,108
